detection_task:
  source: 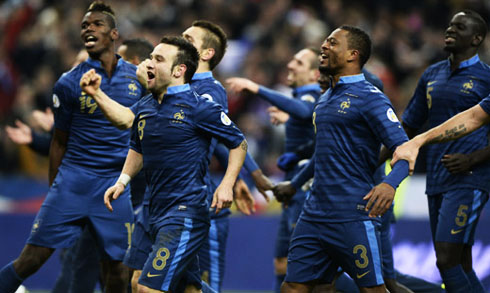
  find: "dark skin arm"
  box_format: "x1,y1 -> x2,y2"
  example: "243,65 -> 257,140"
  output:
442,145 -> 490,174
49,128 -> 68,186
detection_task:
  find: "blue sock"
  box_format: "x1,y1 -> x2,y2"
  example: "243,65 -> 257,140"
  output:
201,280 -> 217,293
0,261 -> 23,293
274,274 -> 285,293
466,269 -> 485,293
440,265 -> 471,293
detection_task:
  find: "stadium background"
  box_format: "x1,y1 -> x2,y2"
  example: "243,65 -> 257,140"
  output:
1,0 -> 490,291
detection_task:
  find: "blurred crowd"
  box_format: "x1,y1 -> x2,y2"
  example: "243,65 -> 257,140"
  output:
1,0 -> 490,178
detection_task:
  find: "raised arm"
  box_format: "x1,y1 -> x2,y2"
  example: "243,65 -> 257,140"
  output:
392,104 -> 490,174
80,69 -> 135,129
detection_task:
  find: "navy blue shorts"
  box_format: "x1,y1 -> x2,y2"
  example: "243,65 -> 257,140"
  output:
123,204 -> 152,270
285,217 -> 384,288
139,216 -> 209,291
198,216 -> 229,291
27,166 -> 133,261
379,205 -> 395,279
428,188 -> 488,245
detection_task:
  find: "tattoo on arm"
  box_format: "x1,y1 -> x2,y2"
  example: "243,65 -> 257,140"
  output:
240,140 -> 248,151
429,124 -> 467,144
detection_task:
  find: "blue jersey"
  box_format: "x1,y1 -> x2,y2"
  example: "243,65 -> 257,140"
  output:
402,55 -> 490,195
302,74 -> 408,223
258,84 -> 321,155
480,94 -> 490,113
130,84 -> 244,225
52,56 -> 144,176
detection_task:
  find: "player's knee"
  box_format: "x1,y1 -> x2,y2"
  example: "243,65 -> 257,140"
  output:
14,244 -> 54,278
435,245 -> 461,270
274,257 -> 288,275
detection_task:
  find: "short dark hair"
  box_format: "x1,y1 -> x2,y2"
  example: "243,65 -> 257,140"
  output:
160,36 -> 199,83
339,25 -> 371,68
122,38 -> 153,61
306,47 -> 320,69
191,20 -> 227,70
460,9 -> 488,44
87,1 -> 116,29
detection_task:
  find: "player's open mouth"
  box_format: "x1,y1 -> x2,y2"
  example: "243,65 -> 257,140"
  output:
84,35 -> 98,48
147,71 -> 155,81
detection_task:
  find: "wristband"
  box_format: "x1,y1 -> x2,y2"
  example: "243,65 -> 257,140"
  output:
117,173 -> 131,187
382,160 -> 409,189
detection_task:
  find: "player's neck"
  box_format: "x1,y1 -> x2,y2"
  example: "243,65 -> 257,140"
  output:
196,62 -> 211,73
90,50 -> 118,78
449,49 -> 478,71
154,80 -> 186,104
331,68 -> 361,87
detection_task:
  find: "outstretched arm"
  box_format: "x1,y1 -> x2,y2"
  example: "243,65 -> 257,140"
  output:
80,69 -> 135,129
392,104 -> 490,174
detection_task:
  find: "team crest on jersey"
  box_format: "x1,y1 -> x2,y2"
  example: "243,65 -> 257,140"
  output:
128,82 -> 138,96
221,112 -> 231,126
338,98 -> 351,114
52,94 -> 60,108
461,80 -> 474,94
171,109 -> 185,124
301,94 -> 316,103
386,108 -> 399,123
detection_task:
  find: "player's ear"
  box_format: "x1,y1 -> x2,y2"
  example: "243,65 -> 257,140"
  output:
201,48 -> 215,62
347,49 -> 359,63
173,64 -> 187,79
472,34 -> 483,47
110,28 -> 119,41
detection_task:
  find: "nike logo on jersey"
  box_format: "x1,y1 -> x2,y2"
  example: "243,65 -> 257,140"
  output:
451,228 -> 463,235
140,113 -> 149,119
427,81 -> 437,86
147,272 -> 162,278
357,270 -> 370,279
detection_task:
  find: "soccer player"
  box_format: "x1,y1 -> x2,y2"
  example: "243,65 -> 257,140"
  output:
226,47 -> 321,292
391,10 -> 490,292
93,36 -> 246,292
118,38 -> 154,67
182,20 -> 271,291
0,2 -> 145,293
279,26 -> 409,293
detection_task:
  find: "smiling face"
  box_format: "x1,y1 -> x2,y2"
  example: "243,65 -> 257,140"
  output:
80,11 -> 117,57
286,49 -> 318,88
319,28 -> 350,76
444,12 -> 480,54
146,43 -> 180,95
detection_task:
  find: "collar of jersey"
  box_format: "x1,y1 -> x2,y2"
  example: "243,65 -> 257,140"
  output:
456,54 -> 480,69
167,83 -> 191,95
293,83 -> 321,95
192,71 -> 213,80
86,55 -> 124,69
337,73 -> 365,84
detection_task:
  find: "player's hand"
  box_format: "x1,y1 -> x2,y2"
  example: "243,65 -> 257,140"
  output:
233,179 -> 255,215
136,59 -> 150,89
251,169 -> 273,202
441,153 -> 472,174
5,120 -> 33,145
80,69 -> 102,97
363,183 -> 395,218
391,140 -> 420,175
225,77 -> 260,94
104,182 -> 125,212
211,184 -> 233,214
277,152 -> 299,171
267,106 -> 290,125
31,108 -> 54,132
273,181 -> 296,207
